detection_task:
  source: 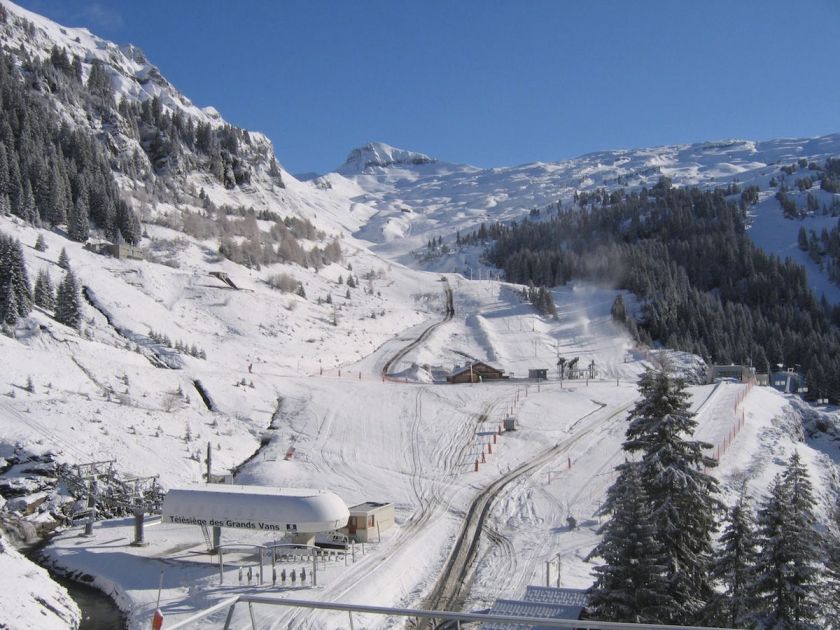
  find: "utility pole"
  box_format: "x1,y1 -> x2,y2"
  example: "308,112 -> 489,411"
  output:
206,441 -> 212,483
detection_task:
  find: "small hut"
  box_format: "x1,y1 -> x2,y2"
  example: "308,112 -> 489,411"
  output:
338,502 -> 395,542
447,361 -> 507,384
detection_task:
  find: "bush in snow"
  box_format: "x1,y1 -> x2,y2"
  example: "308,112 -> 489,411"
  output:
267,272 -> 299,293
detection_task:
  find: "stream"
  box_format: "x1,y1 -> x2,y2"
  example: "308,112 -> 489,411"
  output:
24,537 -> 127,630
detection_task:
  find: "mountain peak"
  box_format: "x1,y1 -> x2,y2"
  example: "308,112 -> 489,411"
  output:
338,142 -> 435,174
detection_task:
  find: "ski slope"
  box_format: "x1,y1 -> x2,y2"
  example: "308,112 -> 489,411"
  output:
24,273 -> 838,630
0,2 -> 838,627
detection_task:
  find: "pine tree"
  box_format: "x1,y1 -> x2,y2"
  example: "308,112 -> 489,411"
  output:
712,495 -> 759,628
115,200 -> 141,245
623,368 -> 722,624
588,463 -> 669,622
58,247 -> 70,269
753,453 -> 821,628
33,268 -> 55,310
34,233 -> 47,252
18,179 -> 36,223
0,233 -> 32,321
67,187 -> 90,242
55,269 -> 81,328
824,508 -> 840,628
1,281 -> 18,325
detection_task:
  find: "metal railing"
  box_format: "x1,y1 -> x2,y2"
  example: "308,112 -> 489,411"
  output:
164,596 -> 735,630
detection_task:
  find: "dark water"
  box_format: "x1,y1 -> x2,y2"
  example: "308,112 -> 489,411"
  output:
51,573 -> 127,630
24,540 -> 127,630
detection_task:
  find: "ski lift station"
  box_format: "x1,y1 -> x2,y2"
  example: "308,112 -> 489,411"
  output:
161,485 -> 350,545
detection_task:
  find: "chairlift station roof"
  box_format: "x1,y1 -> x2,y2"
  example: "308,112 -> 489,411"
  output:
161,484 -> 350,532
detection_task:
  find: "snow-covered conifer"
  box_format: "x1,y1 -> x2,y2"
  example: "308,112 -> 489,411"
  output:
68,191 -> 89,242
1,281 -> 18,325
753,453 -> 821,627
712,494 -> 759,627
0,233 -> 32,321
55,269 -> 81,328
623,368 -> 722,624
33,268 -> 55,310
588,463 -> 669,622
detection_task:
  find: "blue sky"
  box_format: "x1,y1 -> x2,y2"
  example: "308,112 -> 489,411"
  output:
15,0 -> 840,175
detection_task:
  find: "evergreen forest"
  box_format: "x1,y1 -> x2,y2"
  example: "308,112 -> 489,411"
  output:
461,180 -> 840,401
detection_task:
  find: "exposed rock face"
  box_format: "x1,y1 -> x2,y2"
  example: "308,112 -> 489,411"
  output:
339,142 -> 435,173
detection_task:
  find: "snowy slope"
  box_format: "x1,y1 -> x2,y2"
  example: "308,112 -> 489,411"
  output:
0,1 -> 839,628
0,536 -> 80,630
0,0 -> 387,247
327,136 -> 840,304
31,274 -> 840,630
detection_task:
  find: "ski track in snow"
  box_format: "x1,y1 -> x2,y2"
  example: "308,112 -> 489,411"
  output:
0,3 -> 838,627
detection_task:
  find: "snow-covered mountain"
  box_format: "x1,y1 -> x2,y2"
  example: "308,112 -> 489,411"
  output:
1,1 -> 840,628
0,0 -> 386,246
324,134 -> 840,300
337,141 -> 436,174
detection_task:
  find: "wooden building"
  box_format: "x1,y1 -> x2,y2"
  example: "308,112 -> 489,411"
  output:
447,361 -> 507,384
338,502 -> 394,542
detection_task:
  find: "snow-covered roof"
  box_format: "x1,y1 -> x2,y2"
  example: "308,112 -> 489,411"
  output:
161,484 -> 349,532
450,361 -> 504,377
482,598 -> 582,630
349,501 -> 392,514
522,586 -> 588,607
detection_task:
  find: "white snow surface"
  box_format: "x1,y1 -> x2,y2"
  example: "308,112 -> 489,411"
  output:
328,136 -> 840,303
0,535 -> 80,630
4,217 -> 837,629
0,2 -> 839,628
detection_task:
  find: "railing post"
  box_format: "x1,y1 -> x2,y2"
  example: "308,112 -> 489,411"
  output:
248,602 -> 257,629
218,549 -> 224,585
222,602 -> 237,630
